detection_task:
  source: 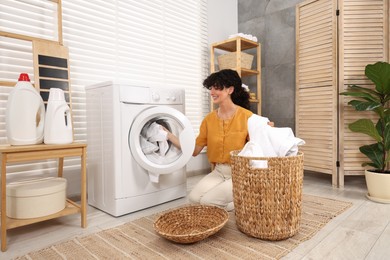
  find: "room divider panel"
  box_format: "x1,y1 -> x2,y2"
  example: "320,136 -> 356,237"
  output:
296,0 -> 389,187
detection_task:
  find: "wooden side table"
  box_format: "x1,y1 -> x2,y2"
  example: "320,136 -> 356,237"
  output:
0,142 -> 87,252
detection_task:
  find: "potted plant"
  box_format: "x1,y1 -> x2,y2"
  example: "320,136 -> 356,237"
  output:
340,61 -> 390,203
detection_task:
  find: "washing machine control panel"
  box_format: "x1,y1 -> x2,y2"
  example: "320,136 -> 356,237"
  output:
150,88 -> 182,104
119,85 -> 184,105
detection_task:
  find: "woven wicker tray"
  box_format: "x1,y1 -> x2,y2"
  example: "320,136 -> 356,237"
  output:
154,205 -> 229,244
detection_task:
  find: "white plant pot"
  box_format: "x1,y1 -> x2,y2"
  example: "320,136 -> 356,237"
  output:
365,170 -> 390,203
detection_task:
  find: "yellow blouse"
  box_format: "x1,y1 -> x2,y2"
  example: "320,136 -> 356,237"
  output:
196,106 -> 253,164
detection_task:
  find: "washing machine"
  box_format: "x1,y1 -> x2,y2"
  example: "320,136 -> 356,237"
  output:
85,81 -> 195,216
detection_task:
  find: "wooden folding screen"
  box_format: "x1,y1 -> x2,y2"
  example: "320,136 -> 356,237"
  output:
296,0 -> 338,185
296,0 -> 389,187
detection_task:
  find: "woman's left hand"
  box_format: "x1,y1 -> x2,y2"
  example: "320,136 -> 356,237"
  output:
162,127 -> 181,149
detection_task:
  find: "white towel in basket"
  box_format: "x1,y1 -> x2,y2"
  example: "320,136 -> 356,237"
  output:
238,141 -> 268,168
239,114 -> 305,168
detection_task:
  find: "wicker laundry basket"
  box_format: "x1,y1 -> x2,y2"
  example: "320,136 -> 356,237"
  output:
218,52 -> 254,70
230,150 -> 304,240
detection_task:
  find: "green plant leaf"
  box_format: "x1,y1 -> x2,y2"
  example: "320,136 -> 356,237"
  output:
374,106 -> 385,118
344,84 -> 378,93
362,162 -> 378,168
348,100 -> 381,111
349,119 -> 382,142
365,62 -> 390,95
375,114 -> 390,151
383,115 -> 390,150
341,84 -> 381,100
340,90 -> 380,103
360,143 -> 385,171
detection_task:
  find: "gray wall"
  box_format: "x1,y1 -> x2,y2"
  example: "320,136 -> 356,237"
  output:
238,0 -> 305,130
208,0 -> 238,45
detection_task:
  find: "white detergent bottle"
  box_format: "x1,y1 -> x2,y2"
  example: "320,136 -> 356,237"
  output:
6,73 -> 45,145
44,88 -> 73,144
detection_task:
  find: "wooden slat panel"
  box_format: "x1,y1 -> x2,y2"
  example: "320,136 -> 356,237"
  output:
297,0 -> 389,187
296,0 -> 338,183
339,0 -> 389,184
32,40 -> 71,108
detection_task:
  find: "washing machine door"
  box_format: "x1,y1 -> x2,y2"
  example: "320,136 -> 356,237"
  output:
129,106 -> 195,174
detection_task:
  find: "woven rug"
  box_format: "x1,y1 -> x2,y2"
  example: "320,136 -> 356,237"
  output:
16,194 -> 352,260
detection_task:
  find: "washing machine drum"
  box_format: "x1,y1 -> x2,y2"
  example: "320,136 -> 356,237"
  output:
129,106 -> 195,174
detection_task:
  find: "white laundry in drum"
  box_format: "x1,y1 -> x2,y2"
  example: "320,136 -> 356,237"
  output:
140,136 -> 159,154
143,122 -> 168,156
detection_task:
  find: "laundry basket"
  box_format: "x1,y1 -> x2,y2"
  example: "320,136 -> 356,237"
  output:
230,150 -> 304,240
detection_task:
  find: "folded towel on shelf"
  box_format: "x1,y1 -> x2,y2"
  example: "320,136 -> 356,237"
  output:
238,114 -> 305,168
229,33 -> 258,42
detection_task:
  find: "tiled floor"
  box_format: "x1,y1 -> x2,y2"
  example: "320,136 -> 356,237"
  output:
2,171 -> 390,259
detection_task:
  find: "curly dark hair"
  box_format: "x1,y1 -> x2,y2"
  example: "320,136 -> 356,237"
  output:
202,69 -> 250,109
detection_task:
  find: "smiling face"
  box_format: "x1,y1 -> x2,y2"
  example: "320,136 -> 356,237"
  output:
210,85 -> 234,105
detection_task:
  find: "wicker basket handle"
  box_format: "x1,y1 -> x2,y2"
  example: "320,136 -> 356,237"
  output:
230,150 -> 271,170
247,159 -> 268,169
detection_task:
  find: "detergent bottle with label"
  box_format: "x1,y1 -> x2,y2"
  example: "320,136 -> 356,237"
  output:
44,88 -> 73,144
6,73 -> 45,145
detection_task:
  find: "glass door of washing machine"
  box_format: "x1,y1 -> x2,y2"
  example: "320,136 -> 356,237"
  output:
129,106 -> 195,174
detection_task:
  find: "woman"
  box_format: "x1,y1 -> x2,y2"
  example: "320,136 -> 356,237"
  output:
168,69 -> 253,211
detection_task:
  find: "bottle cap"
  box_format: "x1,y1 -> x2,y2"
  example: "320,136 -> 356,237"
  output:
18,73 -> 31,82
48,88 -> 66,101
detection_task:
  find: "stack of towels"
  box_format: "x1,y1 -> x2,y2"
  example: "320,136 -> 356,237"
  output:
238,114 -> 305,168
229,33 -> 258,42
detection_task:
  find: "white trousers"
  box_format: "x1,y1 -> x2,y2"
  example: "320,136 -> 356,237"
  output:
188,163 -> 234,211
